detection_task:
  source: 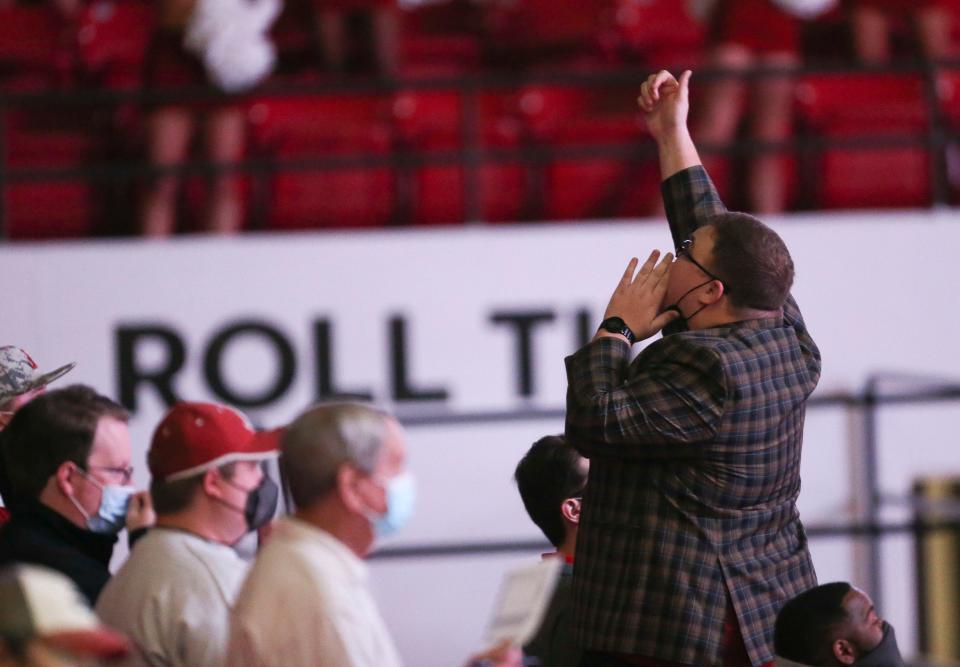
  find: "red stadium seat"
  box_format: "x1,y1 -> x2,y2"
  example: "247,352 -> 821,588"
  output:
795,74 -> 931,209
3,111 -> 101,239
608,0 -> 705,66
77,0 -> 152,89
515,84 -> 658,220
483,0 -> 616,64
796,74 -> 928,133
391,89 -> 526,225
248,94 -> 396,229
0,6 -> 66,90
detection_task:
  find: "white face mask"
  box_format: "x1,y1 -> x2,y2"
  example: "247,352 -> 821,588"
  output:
67,469 -> 135,535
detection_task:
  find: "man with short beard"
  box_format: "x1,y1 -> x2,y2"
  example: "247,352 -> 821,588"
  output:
774,583 -> 904,667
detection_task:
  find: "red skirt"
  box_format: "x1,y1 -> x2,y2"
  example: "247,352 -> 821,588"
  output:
144,30 -> 245,109
712,0 -> 802,55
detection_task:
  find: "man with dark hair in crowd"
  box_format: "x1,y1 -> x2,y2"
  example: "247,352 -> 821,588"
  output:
96,402 -> 280,667
564,68 -> 820,667
0,346 -> 76,527
0,385 -> 153,605
774,583 -> 903,667
228,402 -> 411,667
514,435 -> 587,667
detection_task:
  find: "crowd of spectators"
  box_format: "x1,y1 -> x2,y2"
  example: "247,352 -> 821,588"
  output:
0,0 -> 959,239
0,74 -> 923,667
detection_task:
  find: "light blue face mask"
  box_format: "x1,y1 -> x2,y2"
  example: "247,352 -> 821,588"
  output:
69,469 -> 136,535
371,472 -> 416,538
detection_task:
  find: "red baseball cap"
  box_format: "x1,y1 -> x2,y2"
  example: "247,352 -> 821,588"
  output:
0,564 -> 130,660
149,402 -> 279,482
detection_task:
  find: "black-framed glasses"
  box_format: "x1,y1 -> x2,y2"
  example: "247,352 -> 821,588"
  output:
88,465 -> 135,484
676,238 -> 729,291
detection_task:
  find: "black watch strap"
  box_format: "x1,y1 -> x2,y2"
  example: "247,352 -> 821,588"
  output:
598,317 -> 636,344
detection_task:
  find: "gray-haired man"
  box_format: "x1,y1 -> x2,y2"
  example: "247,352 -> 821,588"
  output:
227,403 -> 414,667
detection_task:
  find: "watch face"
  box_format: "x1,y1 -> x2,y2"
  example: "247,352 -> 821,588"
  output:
601,317 -> 634,342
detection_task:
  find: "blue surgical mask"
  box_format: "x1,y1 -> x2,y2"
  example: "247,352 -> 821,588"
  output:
370,472 -> 416,538
69,469 -> 136,534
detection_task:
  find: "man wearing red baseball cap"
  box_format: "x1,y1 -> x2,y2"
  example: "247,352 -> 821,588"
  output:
95,402 -> 280,667
0,563 -> 130,667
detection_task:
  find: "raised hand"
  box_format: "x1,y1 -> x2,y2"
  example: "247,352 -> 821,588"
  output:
637,69 -> 692,142
601,250 -> 679,342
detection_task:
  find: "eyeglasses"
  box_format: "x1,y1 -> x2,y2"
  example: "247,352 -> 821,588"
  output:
88,465 -> 135,484
676,238 -> 729,292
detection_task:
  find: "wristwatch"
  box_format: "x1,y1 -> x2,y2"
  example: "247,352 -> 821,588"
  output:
598,317 -> 637,344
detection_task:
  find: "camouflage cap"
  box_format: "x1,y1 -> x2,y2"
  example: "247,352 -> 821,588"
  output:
0,347 -> 76,404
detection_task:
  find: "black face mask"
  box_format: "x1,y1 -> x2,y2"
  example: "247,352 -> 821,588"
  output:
856,623 -> 904,667
222,475 -> 279,532
663,278 -> 714,325
243,476 -> 279,531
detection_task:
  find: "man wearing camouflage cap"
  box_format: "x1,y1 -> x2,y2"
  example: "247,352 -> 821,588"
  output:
0,347 -> 76,526
0,347 -> 76,431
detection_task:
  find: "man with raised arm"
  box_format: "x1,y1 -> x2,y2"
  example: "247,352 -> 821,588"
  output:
564,70 -> 821,667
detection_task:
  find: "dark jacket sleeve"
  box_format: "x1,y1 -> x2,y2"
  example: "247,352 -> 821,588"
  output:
661,165 -> 728,250
564,336 -> 726,460
660,165 -> 728,337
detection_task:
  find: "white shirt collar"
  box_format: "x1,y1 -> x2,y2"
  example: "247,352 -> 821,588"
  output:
276,516 -> 368,582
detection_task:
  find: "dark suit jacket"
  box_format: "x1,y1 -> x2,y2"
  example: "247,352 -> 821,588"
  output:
564,165 -> 820,666
0,499 -> 117,605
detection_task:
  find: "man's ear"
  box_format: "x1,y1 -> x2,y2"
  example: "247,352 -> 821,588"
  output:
54,460 -> 79,497
833,638 -> 856,665
337,465 -> 369,515
560,497 -> 582,525
699,279 -> 725,305
201,468 -> 224,499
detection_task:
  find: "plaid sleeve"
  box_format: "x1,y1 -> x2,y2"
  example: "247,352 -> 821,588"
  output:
783,294 -> 822,386
564,337 -> 726,460
661,165 -> 728,250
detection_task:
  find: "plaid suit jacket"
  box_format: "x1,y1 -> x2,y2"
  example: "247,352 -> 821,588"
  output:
565,166 -> 820,667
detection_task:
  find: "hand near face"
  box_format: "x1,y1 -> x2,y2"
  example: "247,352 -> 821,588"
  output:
637,69 -> 692,142
601,250 -> 679,342
125,491 -> 156,532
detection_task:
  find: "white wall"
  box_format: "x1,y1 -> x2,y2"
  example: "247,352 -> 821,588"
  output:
2,210 -> 958,666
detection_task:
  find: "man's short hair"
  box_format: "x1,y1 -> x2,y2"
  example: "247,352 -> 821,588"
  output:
710,212 -> 795,311
774,581 -> 853,665
280,403 -> 391,509
0,385 -> 128,501
149,462 -> 238,515
514,435 -> 587,548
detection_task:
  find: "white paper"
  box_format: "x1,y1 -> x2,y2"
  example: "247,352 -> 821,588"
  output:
484,557 -> 563,647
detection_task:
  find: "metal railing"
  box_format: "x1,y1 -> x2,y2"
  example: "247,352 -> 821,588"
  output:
2,59 -> 959,239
